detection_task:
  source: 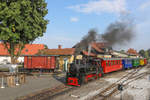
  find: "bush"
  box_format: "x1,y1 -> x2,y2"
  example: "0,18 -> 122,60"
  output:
0,67 -> 9,72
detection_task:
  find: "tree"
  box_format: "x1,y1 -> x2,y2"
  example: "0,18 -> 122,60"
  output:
44,44 -> 48,49
0,0 -> 48,63
144,51 -> 149,58
147,49 -> 150,57
139,49 -> 145,57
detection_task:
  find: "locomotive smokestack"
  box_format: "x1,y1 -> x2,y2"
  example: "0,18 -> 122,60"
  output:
88,44 -> 92,56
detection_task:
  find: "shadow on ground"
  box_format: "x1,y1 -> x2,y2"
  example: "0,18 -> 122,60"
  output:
52,72 -> 66,85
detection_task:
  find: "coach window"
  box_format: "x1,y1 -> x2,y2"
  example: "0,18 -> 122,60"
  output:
111,61 -> 113,65
106,61 -> 107,66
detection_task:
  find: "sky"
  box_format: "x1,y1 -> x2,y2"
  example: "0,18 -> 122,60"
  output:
34,0 -> 150,51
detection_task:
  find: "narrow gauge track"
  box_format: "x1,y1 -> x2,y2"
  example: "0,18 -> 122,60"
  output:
92,65 -> 150,100
16,84 -> 77,100
16,65 -> 149,100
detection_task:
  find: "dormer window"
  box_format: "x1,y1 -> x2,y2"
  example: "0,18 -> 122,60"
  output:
25,49 -> 28,52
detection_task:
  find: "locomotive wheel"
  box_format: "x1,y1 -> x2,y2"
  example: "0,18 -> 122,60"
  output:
66,72 -> 69,83
82,75 -> 86,84
79,74 -> 85,85
101,73 -> 105,77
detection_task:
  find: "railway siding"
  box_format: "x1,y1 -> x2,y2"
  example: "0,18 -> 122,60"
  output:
91,64 -> 150,100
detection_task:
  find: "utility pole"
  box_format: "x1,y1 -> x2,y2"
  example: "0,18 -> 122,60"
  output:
118,84 -> 123,100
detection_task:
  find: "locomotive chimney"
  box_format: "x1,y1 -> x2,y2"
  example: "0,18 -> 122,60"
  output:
88,44 -> 92,56
58,45 -> 62,49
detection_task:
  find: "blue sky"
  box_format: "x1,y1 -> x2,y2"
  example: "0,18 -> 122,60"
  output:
34,0 -> 150,51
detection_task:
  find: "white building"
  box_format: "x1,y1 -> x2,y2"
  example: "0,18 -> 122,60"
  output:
0,43 -> 45,64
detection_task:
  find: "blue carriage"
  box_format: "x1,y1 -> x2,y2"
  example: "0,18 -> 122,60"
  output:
122,59 -> 133,69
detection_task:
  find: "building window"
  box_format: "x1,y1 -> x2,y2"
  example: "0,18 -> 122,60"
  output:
25,49 -> 28,52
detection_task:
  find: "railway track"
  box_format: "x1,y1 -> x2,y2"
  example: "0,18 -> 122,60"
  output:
92,65 -> 150,100
16,84 -> 77,100
16,65 -> 150,100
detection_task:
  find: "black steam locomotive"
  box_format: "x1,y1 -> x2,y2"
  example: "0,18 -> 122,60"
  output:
66,57 -> 103,86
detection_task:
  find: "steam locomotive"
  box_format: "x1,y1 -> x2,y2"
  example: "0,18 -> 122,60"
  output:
66,56 -> 147,86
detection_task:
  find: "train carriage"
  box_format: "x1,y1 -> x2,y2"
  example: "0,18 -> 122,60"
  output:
144,58 -> 147,65
139,58 -> 145,66
101,58 -> 123,73
132,58 -> 140,67
122,58 -> 132,69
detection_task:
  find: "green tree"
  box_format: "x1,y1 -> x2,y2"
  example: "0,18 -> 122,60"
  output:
0,0 -> 48,63
139,49 -> 145,57
147,49 -> 150,57
44,44 -> 48,49
145,51 -> 149,58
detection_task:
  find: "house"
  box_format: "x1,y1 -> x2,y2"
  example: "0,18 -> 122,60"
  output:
76,42 -> 112,58
127,48 -> 140,58
37,45 -> 75,71
0,43 -> 45,64
111,51 -> 128,58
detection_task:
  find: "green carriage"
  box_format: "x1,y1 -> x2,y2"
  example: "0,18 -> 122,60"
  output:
132,58 -> 140,67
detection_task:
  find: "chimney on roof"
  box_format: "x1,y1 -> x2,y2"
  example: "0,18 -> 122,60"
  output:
58,45 -> 62,49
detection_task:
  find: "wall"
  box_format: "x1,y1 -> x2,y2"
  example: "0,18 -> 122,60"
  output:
58,55 -> 74,71
0,56 -> 24,64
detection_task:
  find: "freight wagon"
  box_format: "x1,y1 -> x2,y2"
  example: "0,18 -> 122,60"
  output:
24,56 -> 57,72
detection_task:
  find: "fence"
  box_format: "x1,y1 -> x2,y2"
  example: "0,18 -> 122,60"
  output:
0,73 -> 26,88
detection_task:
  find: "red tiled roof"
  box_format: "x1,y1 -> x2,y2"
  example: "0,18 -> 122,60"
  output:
91,42 -> 108,48
39,48 -> 75,55
0,43 -> 45,56
91,43 -> 104,53
127,48 -> 139,56
82,50 -> 96,57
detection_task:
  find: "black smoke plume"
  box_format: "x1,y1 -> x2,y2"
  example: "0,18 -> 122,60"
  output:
102,21 -> 135,46
101,21 -> 135,47
74,29 -> 97,55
